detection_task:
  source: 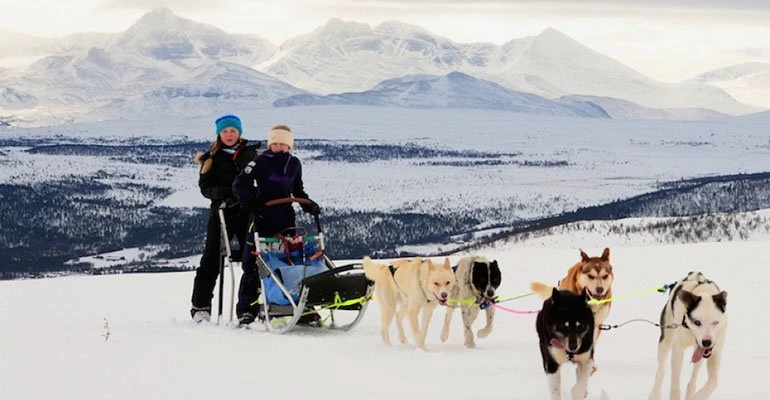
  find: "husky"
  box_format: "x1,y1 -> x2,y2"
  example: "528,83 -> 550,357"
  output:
649,271 -> 727,400
536,288 -> 595,400
439,256 -> 501,348
362,256 -> 456,350
532,248 -> 614,372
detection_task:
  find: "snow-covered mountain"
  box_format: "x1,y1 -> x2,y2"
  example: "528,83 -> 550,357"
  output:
259,21 -> 757,115
559,95 -> 726,120
0,11 -> 761,124
94,61 -> 307,119
275,71 -> 609,118
0,28 -> 116,69
111,8 -> 276,66
693,62 -> 770,109
0,8 -> 283,121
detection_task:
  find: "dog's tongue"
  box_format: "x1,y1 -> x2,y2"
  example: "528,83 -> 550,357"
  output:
691,347 -> 705,363
550,338 -> 565,349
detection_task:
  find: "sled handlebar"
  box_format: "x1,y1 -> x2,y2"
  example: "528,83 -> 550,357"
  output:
264,197 -> 323,233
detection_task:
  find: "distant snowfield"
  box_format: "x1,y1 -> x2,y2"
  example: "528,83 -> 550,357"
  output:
4,106 -> 770,217
3,237 -> 769,399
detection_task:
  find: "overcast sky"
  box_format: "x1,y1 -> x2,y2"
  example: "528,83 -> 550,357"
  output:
1,0 -> 769,81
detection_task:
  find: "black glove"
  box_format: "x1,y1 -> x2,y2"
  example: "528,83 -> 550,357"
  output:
301,202 -> 321,215
223,197 -> 240,209
249,201 -> 267,214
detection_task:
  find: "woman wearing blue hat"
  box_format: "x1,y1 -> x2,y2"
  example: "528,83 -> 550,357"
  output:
190,114 -> 260,323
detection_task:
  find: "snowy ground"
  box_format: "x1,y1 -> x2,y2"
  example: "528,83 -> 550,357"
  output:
3,236 -> 769,399
4,106 -> 770,217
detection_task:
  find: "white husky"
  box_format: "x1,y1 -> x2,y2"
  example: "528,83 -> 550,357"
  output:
649,272 -> 727,400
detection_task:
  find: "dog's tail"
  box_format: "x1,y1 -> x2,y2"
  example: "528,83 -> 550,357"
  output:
530,281 -> 555,300
362,256 -> 386,282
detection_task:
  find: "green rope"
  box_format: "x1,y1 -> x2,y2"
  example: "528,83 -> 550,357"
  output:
447,291 -> 535,307
266,293 -> 371,326
587,285 -> 668,306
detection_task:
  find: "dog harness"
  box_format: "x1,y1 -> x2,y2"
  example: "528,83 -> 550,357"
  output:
388,264 -> 435,303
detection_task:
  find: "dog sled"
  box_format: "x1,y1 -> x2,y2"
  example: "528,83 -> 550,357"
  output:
249,198 -> 374,333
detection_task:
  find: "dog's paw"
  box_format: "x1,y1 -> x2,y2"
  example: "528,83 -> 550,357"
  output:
591,363 -> 598,375
570,385 -> 587,400
440,331 -> 449,343
463,339 -> 476,349
477,327 -> 492,338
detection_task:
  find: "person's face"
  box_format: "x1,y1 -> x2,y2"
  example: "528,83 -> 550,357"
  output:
219,127 -> 240,146
270,143 -> 290,153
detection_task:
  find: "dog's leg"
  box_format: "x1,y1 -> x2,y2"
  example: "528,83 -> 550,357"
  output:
547,371 -> 562,400
406,302 -> 422,349
571,359 -> 593,400
395,304 -> 409,345
477,305 -> 495,339
379,302 -> 395,346
440,305 -> 454,343
669,346 -> 685,400
591,326 -> 601,375
416,304 -> 436,350
649,335 -> 672,400
692,348 -> 722,400
462,306 -> 479,348
684,357 -> 703,400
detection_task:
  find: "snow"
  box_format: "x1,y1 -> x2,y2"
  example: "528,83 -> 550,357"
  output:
258,22 -> 757,115
2,11 -> 761,125
3,236 -> 769,399
3,106 -> 768,219
693,62 -> 770,109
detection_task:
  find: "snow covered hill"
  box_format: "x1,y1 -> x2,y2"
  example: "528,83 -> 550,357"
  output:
92,61 -> 307,119
2,12 -> 757,126
111,8 -> 276,66
259,21 -> 756,115
558,95 -> 726,120
0,8 -> 281,122
3,235 -> 769,399
275,72 -> 608,117
693,62 -> 770,109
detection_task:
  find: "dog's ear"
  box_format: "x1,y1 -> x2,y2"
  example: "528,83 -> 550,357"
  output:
442,257 -> 451,270
601,248 -> 610,260
580,287 -> 590,301
713,291 -> 727,313
490,261 -> 501,286
580,249 -> 590,262
677,290 -> 701,309
551,287 -> 561,301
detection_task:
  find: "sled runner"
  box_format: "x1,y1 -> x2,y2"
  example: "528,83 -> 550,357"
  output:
252,198 -> 374,333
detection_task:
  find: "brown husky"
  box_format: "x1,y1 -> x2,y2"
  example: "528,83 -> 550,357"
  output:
531,248 -> 615,372
362,256 -> 456,350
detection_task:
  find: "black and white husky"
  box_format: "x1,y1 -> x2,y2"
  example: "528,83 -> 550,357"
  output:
536,287 -> 595,400
439,256 -> 501,348
649,271 -> 727,400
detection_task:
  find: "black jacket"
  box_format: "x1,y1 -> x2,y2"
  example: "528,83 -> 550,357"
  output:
198,139 -> 260,209
232,150 -> 308,236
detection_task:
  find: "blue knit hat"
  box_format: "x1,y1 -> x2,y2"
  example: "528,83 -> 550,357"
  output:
215,114 -> 242,136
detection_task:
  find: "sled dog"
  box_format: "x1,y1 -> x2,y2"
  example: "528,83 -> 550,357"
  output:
439,256 -> 501,348
532,248 -> 614,352
649,271 -> 727,400
536,287 -> 595,400
362,256 -> 456,350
